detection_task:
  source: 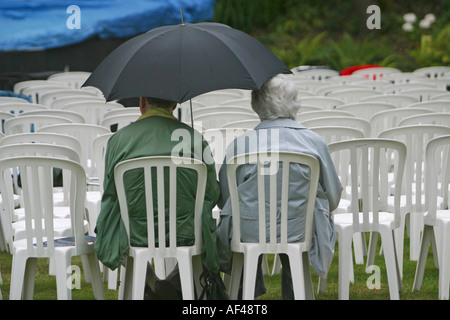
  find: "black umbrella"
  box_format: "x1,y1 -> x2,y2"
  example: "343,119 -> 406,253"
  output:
82,22 -> 291,104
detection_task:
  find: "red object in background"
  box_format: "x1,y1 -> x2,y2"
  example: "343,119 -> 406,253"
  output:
340,64 -> 381,76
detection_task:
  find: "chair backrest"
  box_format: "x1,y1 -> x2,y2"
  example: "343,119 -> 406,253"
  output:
291,67 -> 339,80
0,156 -> 88,254
227,152 -> 320,252
4,115 -> 72,135
298,96 -> 345,109
37,123 -> 111,178
114,156 -> 207,257
192,91 -> 243,107
21,85 -> 71,104
431,92 -> 450,101
47,71 -> 91,88
218,98 -> 251,107
13,80 -> 69,94
39,89 -> 99,107
407,100 -> 450,113
336,102 -> 397,121
62,101 -> 124,125
100,113 -> 139,132
19,109 -> 86,123
326,88 -> 383,103
379,125 -> 450,213
194,112 -> 259,130
328,139 -> 407,232
352,67 -> 401,80
191,105 -> 256,119
50,96 -> 105,109
103,107 -> 140,119
0,132 -> 82,158
399,113 -> 450,127
424,135 -> 450,225
315,83 -> 372,96
401,88 -> 447,102
296,110 -> 355,123
0,97 -> 31,104
0,111 -> 14,133
302,116 -> 371,137
413,66 -> 450,79
92,133 -> 113,193
359,94 -> 419,108
309,126 -> 365,144
0,102 -> 47,115
221,119 -> 261,129
369,107 -> 433,138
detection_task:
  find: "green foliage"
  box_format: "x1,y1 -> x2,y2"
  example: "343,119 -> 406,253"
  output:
410,25 -> 450,67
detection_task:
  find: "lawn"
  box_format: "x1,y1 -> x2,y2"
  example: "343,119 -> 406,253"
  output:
0,235 -> 441,300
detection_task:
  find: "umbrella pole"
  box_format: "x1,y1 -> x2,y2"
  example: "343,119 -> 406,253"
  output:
190,99 -> 194,128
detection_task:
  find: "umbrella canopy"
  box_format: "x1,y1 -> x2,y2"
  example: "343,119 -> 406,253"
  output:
83,22 -> 291,103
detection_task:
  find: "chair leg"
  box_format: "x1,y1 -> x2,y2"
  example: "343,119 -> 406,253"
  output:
22,257 -> 37,300
131,253 -> 147,300
302,252 -> 315,300
438,223 -> 450,300
413,225 -> 434,292
229,252 -> 243,299
288,252 -> 306,300
366,231 -> 379,271
54,253 -> 72,300
10,253 -> 29,300
86,252 -> 105,300
317,275 -> 327,294
119,257 -> 133,300
178,252 -> 196,300
338,230 -> 354,300
380,229 -> 400,300
242,251 -> 259,300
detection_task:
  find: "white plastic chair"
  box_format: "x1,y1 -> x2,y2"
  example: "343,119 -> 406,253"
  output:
359,94 -> 419,108
298,96 -> 345,109
310,126 -> 365,143
381,82 -> 439,94
296,110 -> 355,123
336,102 -> 397,121
291,67 -> 339,80
61,101 -> 124,125
352,67 -> 401,80
431,92 -> 450,101
0,97 -> 32,104
326,88 -> 383,103
315,83 -> 373,96
191,105 -> 256,119
412,134 -> 450,300
4,115 -> 72,135
408,100 -> 450,113
50,96 -> 106,109
401,88 -> 447,101
226,152 -> 320,300
101,113 -> 139,132
47,71 -> 91,88
378,125 -> 450,267
192,91 -> 243,107
221,119 -> 260,130
116,156 -> 207,300
219,98 -> 251,107
13,80 -> 68,95
0,102 -> 47,116
19,109 -> 86,123
103,107 -> 140,118
20,85 -> 72,104
0,111 -> 14,133
328,138 -> 406,300
194,112 -> 259,130
39,89 -> 100,107
369,108 -> 434,138
413,66 -> 450,78
399,113 -> 450,127
302,116 -> 371,137
0,156 -> 105,300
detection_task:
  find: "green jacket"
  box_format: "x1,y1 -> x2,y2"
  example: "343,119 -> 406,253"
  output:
95,111 -> 220,273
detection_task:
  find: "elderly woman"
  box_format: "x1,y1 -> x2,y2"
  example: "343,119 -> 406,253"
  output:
216,73 -> 342,299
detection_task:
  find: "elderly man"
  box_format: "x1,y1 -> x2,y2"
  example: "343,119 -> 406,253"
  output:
95,97 -> 220,299
216,74 -> 342,299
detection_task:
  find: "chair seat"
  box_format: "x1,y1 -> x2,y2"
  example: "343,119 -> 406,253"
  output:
334,212 -> 396,227
12,218 -> 90,240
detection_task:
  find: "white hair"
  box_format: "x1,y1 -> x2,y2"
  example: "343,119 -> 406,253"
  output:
251,74 -> 301,121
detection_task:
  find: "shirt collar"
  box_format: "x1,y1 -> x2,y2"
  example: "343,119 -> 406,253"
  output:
138,106 -> 178,121
255,118 -> 306,130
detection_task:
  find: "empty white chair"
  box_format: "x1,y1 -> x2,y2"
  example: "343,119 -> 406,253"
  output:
222,119 -> 260,130
116,156 -> 207,300
62,101 -> 124,125
360,94 -> 419,108
103,107 -> 140,118
291,67 -> 339,80
227,152 -> 320,300
4,115 -> 72,135
39,89 -> 101,108
412,134 -> 450,300
101,113 -> 139,132
399,113 -> 450,127
299,96 -> 345,109
296,110 -> 355,123
19,109 -> 85,123
0,97 -> 31,104
310,126 -> 365,144
0,102 -> 47,116
408,100 -> 450,113
431,92 -> 450,101
0,156 -> 105,300
50,96 -> 106,109
13,80 -> 68,95
21,85 -> 71,104
369,108 -> 434,138
192,91 -> 243,107
302,116 -> 371,137
326,88 -> 383,103
352,67 -> 401,80
0,111 -> 14,133
219,98 -> 251,107
401,88 -> 447,101
47,71 -> 91,88
315,83 -> 372,96
413,66 -> 450,78
194,112 -> 259,130
337,102 -> 396,121
329,138 -> 406,299
191,105 -> 256,119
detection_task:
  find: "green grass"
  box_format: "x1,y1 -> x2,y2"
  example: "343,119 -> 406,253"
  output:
0,235 -> 442,300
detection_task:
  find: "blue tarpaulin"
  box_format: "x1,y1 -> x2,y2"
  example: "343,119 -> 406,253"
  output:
0,0 -> 216,51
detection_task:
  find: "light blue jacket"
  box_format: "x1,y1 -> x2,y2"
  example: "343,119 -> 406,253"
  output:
216,118 -> 342,277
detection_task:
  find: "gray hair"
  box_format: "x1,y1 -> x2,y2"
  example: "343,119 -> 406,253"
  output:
251,74 -> 301,121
